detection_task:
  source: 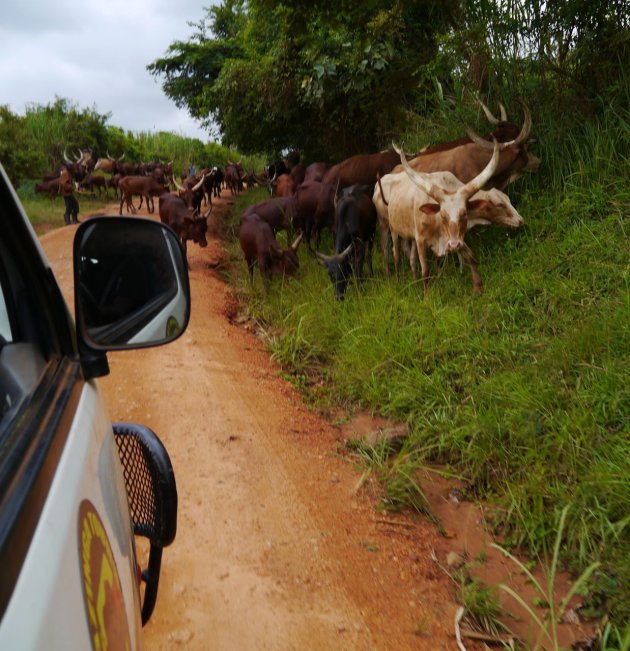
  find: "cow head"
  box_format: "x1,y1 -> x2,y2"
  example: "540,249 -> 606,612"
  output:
315,243 -> 354,300
395,139 -> 500,254
466,188 -> 524,229
269,232 -> 302,277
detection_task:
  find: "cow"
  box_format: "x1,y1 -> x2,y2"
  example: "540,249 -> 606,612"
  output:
291,180 -> 337,251
224,162 -> 244,196
392,105 -> 539,191
79,174 -> 108,197
304,162 -> 328,183
372,140 -> 506,295
158,193 -> 211,267
272,173 -> 297,198
118,175 -> 167,215
322,149 -> 414,193
173,174 -> 206,215
375,168 -> 524,278
241,196 -> 295,238
239,212 -> 302,285
210,167 -> 223,197
34,177 -> 61,198
315,184 -> 377,300
289,163 -> 306,186
94,152 -> 125,175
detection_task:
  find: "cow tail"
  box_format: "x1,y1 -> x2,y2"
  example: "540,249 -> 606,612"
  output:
376,173 -> 388,206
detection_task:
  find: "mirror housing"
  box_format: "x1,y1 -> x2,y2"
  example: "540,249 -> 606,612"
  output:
73,217 -> 190,354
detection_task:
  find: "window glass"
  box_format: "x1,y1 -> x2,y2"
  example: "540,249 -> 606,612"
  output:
0,285 -> 11,343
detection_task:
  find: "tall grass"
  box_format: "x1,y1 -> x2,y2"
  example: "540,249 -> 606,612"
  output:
227,104 -> 630,628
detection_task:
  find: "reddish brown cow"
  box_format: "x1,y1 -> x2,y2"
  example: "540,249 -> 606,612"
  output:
158,194 -> 210,267
304,162 -> 327,182
292,180 -> 337,250
79,174 -> 107,197
239,213 -> 302,284
273,174 -> 296,198
241,196 -> 296,238
118,176 -> 167,214
322,150 -> 407,193
34,177 -> 61,198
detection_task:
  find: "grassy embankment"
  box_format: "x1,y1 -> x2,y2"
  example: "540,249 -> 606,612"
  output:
226,106 -> 629,633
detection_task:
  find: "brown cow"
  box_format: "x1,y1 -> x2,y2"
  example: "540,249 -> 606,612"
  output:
239,212 -> 302,284
322,150 -> 409,193
158,193 -> 210,268
118,175 -> 167,214
34,177 -> 61,198
304,162 -> 327,182
392,105 -> 539,190
292,180 -> 337,250
272,173 -> 297,198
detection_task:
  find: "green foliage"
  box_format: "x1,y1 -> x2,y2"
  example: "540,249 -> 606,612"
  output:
0,106 -> 44,185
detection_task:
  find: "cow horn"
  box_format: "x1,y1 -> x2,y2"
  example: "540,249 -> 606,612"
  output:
173,176 -> 185,191
393,142 -> 445,202
107,151 -> 114,160
290,231 -> 303,252
461,138 -> 500,199
476,97 -> 500,125
315,243 -> 352,266
75,149 -> 83,162
467,102 -> 532,150
192,174 -> 206,192
202,204 -> 213,218
63,147 -> 73,163
499,102 -> 508,121
118,153 -> 125,161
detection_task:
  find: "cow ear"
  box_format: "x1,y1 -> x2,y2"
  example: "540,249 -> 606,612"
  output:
419,203 -> 440,215
466,199 -> 489,212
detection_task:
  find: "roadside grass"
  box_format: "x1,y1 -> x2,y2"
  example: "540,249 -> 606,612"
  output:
210,107 -> 630,632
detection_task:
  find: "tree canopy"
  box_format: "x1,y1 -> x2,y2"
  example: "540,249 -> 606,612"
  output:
148,0 -> 628,161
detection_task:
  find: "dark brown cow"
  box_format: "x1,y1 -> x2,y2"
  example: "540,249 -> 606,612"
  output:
289,163 -> 306,186
173,175 -> 205,214
304,162 -> 327,182
34,177 -> 61,198
241,196 -> 296,237
158,194 -> 210,267
239,212 -> 302,284
94,152 -> 125,174
79,174 -> 107,197
292,180 -> 337,250
322,150 -> 407,193
118,175 -> 167,214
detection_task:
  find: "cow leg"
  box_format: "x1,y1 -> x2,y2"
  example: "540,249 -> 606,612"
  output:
391,233 -> 401,277
416,239 -> 430,295
408,240 -> 418,279
119,194 -> 124,215
379,225 -> 390,277
460,245 -> 483,295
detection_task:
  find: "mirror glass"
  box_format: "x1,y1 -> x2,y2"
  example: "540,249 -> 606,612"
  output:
74,217 -> 190,350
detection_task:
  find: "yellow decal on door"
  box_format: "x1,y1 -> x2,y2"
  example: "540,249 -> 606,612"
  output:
78,500 -> 132,651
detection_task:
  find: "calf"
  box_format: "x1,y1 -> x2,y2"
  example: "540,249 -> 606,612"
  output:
316,185 -> 377,300
158,194 -> 210,267
239,212 -> 302,285
118,175 -> 167,214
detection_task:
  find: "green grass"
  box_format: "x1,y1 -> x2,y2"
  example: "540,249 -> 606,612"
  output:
225,104 -> 630,631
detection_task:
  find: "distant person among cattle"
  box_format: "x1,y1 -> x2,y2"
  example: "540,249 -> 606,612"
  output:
59,164 -> 79,225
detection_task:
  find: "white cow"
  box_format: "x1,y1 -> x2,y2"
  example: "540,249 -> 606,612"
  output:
373,141 -> 523,295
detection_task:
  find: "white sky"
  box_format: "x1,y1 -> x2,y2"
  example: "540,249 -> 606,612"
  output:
0,0 -> 214,141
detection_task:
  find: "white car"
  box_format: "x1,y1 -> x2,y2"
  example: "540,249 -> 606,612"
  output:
0,163 -> 190,649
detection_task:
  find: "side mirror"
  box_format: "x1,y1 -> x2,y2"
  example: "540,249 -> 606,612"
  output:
73,217 -> 190,350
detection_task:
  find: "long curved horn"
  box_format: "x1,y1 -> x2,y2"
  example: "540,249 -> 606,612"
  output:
499,102 -> 508,121
63,147 -> 73,163
202,204 -> 213,218
107,151 -> 114,160
290,231 -> 303,251
118,153 -> 125,161
75,149 -> 83,162
173,176 -> 185,191
461,138 -> 500,199
466,102 -> 531,150
192,174 -> 206,192
315,243 -> 352,266
476,97 -> 499,125
393,142 -> 445,202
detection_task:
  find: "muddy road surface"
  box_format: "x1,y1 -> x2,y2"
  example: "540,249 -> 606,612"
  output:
40,194 -> 491,651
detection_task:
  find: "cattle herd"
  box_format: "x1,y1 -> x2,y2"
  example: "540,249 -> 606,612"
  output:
38,99 -> 539,298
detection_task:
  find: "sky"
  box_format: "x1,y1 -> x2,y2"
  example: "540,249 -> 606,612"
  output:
0,0 -> 214,141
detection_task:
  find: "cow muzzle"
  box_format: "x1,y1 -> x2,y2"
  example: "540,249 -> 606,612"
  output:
447,239 -> 464,252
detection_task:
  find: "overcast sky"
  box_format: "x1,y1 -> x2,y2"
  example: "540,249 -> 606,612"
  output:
0,0 -> 214,141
